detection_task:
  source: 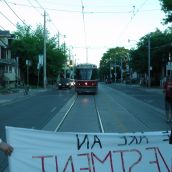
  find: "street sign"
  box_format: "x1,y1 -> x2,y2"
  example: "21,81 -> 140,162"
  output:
167,62 -> 172,70
38,54 -> 43,66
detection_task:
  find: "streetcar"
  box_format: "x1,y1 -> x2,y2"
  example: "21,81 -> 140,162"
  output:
74,63 -> 98,94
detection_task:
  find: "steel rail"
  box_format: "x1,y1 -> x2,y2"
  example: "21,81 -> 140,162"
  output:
93,96 -> 105,133
54,94 -> 105,133
54,95 -> 78,132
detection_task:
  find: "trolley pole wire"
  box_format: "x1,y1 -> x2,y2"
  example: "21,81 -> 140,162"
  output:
80,0 -> 88,63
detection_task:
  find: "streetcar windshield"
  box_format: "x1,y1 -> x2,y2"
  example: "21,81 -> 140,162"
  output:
75,69 -> 98,80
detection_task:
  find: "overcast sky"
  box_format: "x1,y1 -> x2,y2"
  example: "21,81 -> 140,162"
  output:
0,0 -> 168,66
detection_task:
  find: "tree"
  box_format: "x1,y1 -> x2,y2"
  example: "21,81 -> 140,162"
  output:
99,47 -> 129,81
11,23 -> 67,86
129,28 -> 172,85
159,0 -> 172,24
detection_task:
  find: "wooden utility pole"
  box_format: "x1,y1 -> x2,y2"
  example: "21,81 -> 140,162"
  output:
43,10 -> 47,89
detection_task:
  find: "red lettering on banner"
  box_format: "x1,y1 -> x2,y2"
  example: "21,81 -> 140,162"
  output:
32,155 -> 54,172
113,149 -> 142,172
91,151 -> 114,172
128,149 -> 142,172
31,147 -> 171,172
63,155 -> 75,172
78,153 -> 91,171
146,147 -> 172,172
113,150 -> 129,172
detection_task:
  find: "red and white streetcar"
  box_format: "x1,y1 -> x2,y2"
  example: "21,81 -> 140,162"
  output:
74,63 -> 98,94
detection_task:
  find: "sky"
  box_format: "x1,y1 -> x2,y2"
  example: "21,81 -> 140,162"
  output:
0,0 -> 169,66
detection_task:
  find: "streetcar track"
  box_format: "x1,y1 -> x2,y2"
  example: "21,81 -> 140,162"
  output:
93,96 -> 105,133
53,94 -> 105,133
54,95 -> 78,132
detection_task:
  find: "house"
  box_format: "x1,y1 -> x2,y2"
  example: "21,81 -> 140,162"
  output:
0,30 -> 19,88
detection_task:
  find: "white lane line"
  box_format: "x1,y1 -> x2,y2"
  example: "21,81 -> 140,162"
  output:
51,106 -> 57,113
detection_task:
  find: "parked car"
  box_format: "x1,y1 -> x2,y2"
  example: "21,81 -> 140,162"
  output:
57,78 -> 71,89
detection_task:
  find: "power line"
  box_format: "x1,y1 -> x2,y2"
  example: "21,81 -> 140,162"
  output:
116,0 -> 148,42
0,11 -> 16,27
34,0 -> 44,10
29,0 -> 64,37
3,0 -> 27,26
0,25 -> 5,30
26,0 -> 42,15
80,0 -> 88,63
6,1 -> 160,14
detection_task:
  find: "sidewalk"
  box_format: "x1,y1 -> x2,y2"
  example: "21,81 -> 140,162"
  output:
0,88 -> 48,105
111,82 -> 163,95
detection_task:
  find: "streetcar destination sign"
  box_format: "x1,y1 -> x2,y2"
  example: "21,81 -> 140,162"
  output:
6,127 -> 172,172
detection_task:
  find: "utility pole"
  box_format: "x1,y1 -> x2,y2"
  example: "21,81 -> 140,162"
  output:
148,36 -> 151,87
115,59 -> 117,83
43,10 -> 47,89
58,32 -> 60,49
169,53 -> 172,76
109,60 -> 111,80
120,58 -> 123,82
86,47 -> 88,63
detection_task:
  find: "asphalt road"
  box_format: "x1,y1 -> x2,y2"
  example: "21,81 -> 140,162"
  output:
44,83 -> 169,133
108,83 -> 165,111
0,87 -> 75,171
0,83 -> 170,171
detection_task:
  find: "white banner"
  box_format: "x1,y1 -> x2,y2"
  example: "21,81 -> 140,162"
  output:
6,127 -> 172,172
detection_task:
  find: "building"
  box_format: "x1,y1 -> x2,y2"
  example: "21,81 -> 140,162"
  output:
0,30 -> 18,88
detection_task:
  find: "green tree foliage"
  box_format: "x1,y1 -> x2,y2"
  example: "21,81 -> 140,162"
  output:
159,0 -> 172,24
99,47 -> 129,81
129,28 -> 172,85
99,27 -> 172,85
11,23 -> 66,85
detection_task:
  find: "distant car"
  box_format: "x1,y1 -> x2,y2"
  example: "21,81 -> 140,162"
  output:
58,78 -> 71,89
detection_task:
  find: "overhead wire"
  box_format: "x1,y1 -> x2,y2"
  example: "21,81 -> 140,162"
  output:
116,0 -> 149,42
26,0 -> 42,15
26,0 -> 66,46
0,11 -> 16,27
34,0 -> 44,10
26,0 -> 60,38
5,1 -> 160,14
33,0 -> 64,37
3,0 -> 27,26
0,25 -> 6,30
80,0 -> 88,63
1,0 -> 161,51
